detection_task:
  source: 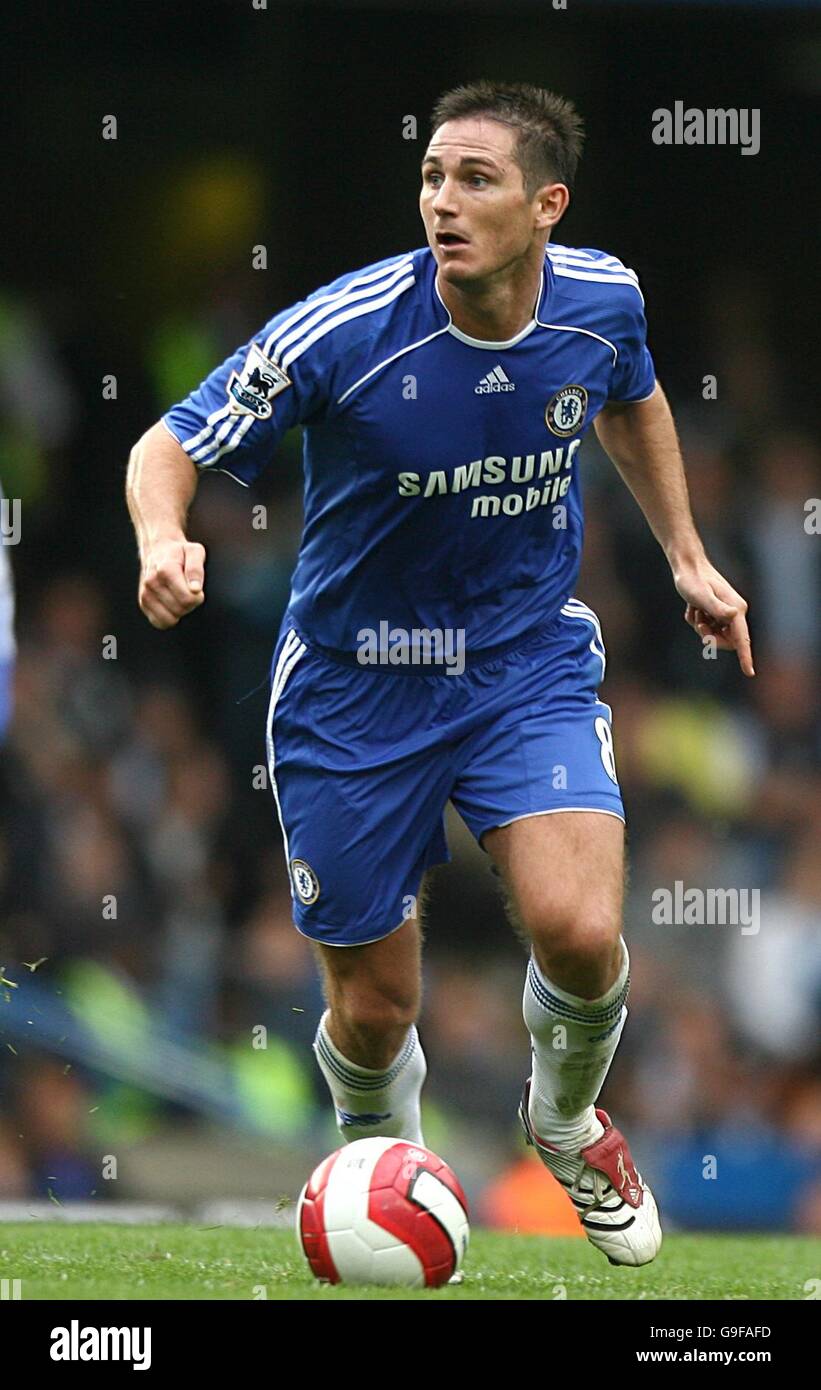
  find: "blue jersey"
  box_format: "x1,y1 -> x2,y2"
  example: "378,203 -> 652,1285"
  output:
163,244 -> 655,658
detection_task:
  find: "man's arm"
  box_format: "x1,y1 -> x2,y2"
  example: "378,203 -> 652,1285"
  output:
594,382 -> 755,676
126,420 -> 207,630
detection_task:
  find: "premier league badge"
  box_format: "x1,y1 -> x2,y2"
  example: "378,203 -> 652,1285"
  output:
546,384 -> 588,437
226,342 -> 291,418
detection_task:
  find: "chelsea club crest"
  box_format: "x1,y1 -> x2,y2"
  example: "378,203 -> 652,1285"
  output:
545,384 -> 588,438
290,858 -> 320,905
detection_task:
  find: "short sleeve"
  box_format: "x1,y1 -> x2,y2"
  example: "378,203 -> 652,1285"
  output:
162,302 -> 330,487
607,285 -> 657,405
162,251 -> 416,484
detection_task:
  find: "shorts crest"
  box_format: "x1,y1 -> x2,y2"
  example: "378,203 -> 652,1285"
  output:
290,857 -> 320,905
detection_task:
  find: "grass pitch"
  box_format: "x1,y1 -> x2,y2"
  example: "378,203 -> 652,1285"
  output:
1,1224 -> 817,1300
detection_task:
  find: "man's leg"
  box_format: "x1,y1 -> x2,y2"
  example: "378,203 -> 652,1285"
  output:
310,905 -> 428,1145
484,810 -> 627,1152
485,809 -> 660,1265
265,631 -> 449,1147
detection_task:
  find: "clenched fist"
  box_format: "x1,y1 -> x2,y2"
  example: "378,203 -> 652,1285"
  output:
138,537 -> 207,629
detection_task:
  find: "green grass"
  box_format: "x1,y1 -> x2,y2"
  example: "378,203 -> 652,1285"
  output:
1,1225 -> 817,1300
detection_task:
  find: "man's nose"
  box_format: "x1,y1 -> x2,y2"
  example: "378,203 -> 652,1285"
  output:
432,177 -> 459,212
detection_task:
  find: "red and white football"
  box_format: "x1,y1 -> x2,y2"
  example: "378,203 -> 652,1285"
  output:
296,1136 -> 470,1287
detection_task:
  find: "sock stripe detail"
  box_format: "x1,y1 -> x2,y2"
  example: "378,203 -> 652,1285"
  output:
314,1026 -> 418,1093
526,959 -> 629,1028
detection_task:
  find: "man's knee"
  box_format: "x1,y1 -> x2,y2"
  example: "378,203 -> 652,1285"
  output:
335,978 -> 419,1036
316,937 -> 420,1056
526,907 -> 623,998
529,906 -> 619,958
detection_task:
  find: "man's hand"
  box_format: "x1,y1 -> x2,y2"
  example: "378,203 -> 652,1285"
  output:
594,387 -> 754,679
138,537 -> 206,630
673,558 -> 755,677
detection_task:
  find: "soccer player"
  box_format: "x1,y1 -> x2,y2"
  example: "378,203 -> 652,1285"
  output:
126,82 -> 754,1267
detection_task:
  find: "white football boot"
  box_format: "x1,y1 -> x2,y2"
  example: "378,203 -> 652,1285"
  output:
519,1078 -> 662,1266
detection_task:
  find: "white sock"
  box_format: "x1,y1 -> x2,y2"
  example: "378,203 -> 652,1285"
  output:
313,1010 -> 427,1145
523,938 -> 630,1153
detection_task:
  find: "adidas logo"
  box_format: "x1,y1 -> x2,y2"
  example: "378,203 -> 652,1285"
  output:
474,365 -> 515,394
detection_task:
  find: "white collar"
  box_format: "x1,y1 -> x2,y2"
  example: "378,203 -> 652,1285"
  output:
435,264 -> 547,350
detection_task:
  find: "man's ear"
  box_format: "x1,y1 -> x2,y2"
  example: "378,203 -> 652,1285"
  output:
534,182 -> 570,232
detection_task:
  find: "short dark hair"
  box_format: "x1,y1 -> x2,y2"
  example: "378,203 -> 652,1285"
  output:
430,80 -> 584,197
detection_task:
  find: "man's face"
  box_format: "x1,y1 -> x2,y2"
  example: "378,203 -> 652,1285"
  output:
420,117 -> 546,285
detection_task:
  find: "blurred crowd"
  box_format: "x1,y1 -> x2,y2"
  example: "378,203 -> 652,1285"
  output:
0,259 -> 819,1235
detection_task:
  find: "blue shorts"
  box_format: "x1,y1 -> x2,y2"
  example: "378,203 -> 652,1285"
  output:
266,601 -> 624,947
